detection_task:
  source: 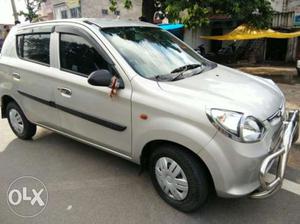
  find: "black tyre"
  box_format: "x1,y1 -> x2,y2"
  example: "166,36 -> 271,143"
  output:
149,144 -> 209,212
6,102 -> 36,140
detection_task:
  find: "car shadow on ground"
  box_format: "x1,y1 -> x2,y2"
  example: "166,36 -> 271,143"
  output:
0,129 -> 299,224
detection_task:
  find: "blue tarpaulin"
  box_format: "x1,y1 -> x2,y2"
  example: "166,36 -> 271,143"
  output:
159,24 -> 184,31
159,24 -> 184,40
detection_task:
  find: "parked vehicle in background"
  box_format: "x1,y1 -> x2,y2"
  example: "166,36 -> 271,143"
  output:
0,19 -> 299,212
194,44 -> 206,56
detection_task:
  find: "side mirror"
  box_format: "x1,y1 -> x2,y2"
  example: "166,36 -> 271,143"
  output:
88,69 -> 113,87
88,70 -> 124,89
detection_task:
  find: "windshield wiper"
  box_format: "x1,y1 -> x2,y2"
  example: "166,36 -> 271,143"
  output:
171,64 -> 203,81
151,63 -> 204,82
171,64 -> 202,74
153,74 -> 174,81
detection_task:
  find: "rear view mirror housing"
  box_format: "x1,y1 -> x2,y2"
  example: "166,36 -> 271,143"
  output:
88,69 -> 113,87
88,70 -> 124,89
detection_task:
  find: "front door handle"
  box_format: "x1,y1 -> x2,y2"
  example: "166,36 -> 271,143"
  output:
57,87 -> 72,97
12,73 -> 21,81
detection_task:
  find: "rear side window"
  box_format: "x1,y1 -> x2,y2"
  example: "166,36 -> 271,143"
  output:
59,33 -> 109,76
16,33 -> 50,65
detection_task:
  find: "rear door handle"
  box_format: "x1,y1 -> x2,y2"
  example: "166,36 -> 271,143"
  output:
12,73 -> 21,81
57,87 -> 72,97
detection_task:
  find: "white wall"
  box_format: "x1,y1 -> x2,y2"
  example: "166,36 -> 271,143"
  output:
184,27 -> 211,49
183,26 -> 238,53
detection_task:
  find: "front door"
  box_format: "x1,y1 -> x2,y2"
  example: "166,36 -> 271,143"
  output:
52,27 -> 132,156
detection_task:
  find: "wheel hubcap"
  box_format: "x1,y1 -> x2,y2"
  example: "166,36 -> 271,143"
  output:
155,157 -> 189,201
9,109 -> 24,134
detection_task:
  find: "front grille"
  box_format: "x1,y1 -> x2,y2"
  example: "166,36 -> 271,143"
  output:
270,123 -> 284,152
267,105 -> 285,124
268,104 -> 285,152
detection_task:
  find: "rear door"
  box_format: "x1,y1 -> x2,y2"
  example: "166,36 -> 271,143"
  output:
13,26 -> 60,128
51,25 -> 132,156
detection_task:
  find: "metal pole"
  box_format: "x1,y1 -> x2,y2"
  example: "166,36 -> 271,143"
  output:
10,0 -> 19,22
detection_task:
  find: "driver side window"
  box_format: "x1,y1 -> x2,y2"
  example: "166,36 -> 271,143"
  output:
59,33 -> 109,76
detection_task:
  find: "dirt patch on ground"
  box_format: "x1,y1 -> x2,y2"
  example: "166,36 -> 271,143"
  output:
289,150 -> 300,170
239,67 -> 297,76
278,83 -> 300,110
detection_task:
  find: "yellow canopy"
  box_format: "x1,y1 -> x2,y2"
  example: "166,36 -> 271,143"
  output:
200,24 -> 300,40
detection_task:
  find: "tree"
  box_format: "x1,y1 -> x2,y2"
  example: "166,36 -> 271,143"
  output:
112,0 -> 274,29
142,0 -> 155,23
18,0 -> 45,22
109,0 -> 133,14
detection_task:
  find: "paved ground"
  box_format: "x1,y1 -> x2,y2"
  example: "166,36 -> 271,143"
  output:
278,82 -> 300,110
0,78 -> 300,224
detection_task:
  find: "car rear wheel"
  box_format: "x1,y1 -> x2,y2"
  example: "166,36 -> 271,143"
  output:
149,144 -> 209,213
6,102 -> 36,140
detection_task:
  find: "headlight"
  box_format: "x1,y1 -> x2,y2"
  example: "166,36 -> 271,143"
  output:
240,116 -> 265,142
207,109 -> 265,143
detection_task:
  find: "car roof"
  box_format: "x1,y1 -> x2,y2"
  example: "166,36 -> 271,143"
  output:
17,18 -> 158,30
87,18 -> 157,28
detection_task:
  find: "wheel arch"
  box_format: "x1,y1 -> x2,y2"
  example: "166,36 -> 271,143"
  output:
140,139 -> 215,192
1,95 -> 17,118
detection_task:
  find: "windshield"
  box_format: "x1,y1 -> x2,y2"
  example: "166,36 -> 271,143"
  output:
101,27 -> 213,80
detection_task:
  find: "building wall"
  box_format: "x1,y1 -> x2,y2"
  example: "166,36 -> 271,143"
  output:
287,0 -> 300,11
271,0 -> 284,12
286,38 -> 298,61
268,0 -> 300,62
184,22 -> 238,54
81,0 -> 142,20
52,0 -> 68,19
184,27 -> 211,50
286,0 -> 300,61
52,0 -> 81,19
39,0 -> 54,20
287,0 -> 300,28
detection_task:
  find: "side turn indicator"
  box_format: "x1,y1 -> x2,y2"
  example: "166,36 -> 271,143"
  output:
140,114 -> 148,120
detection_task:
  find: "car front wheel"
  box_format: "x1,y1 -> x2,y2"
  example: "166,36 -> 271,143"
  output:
149,144 -> 210,212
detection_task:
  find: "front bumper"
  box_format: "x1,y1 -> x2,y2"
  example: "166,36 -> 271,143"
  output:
250,110 -> 299,199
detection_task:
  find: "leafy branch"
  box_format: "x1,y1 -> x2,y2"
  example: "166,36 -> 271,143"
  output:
109,0 -> 133,13
18,0 -> 46,22
113,0 -> 274,29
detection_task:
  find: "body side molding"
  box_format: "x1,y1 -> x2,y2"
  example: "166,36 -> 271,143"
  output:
18,91 -> 127,131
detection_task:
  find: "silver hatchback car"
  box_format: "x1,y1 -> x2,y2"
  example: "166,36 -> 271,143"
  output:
0,19 -> 299,212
